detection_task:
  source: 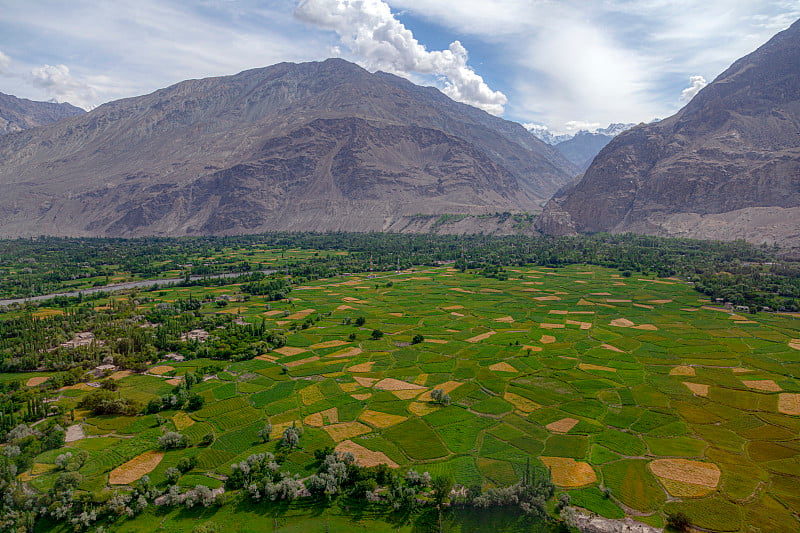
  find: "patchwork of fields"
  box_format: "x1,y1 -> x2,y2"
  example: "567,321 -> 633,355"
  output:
18,263 -> 800,531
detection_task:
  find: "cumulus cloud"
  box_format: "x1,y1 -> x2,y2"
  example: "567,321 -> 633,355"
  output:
0,50 -> 10,73
29,64 -> 97,109
294,0 -> 508,115
680,75 -> 708,103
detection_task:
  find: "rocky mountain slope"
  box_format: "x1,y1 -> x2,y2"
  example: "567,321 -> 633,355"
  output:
538,19 -> 800,246
0,59 -> 576,237
0,92 -> 84,134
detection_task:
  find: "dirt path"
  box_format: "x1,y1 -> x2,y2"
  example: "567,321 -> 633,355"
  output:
64,424 -> 85,442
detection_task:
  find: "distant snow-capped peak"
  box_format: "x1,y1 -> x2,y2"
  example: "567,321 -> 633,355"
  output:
524,122 -> 635,145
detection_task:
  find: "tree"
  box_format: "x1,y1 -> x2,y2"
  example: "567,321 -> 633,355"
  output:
185,484 -> 216,508
158,431 -> 189,449
282,425 -> 300,449
430,388 -> 449,405
557,492 -> 570,511
187,394 -> 204,411
355,316 -> 366,327
54,471 -> 83,492
370,329 -> 383,340
431,475 -> 453,505
145,397 -> 162,414
54,452 -> 73,470
165,467 -> 181,485
412,334 -> 424,344
258,423 -> 272,443
667,512 -> 691,532
177,456 -> 197,473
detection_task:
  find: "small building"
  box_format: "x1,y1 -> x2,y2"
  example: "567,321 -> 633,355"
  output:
61,331 -> 104,349
181,329 -> 209,343
92,363 -> 116,378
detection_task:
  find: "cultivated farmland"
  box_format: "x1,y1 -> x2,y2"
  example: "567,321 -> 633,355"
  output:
7,260 -> 800,532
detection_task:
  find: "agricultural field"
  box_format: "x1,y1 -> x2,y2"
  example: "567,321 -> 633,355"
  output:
7,261 -> 800,532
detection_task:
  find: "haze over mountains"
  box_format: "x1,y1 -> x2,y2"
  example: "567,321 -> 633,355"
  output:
0,59 -> 577,238
538,19 -> 800,246
0,92 -> 84,134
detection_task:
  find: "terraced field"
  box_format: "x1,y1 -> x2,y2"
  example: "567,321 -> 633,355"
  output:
19,264 -> 800,531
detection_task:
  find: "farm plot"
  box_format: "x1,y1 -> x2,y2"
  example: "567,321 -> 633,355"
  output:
16,262 -> 799,532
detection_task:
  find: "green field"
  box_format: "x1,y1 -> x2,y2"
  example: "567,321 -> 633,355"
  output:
6,261 -> 800,532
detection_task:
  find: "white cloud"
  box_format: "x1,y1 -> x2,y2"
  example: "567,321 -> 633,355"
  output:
680,75 -> 707,103
388,0 -> 799,130
0,0 -> 325,107
0,50 -> 10,73
563,121 -> 602,134
29,64 -> 97,109
0,0 -> 797,129
294,0 -> 507,115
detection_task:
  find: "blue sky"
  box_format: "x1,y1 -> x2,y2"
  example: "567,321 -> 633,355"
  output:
0,0 -> 797,133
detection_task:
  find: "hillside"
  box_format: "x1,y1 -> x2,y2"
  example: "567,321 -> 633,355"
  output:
0,59 -> 576,237
0,92 -> 84,134
538,19 -> 800,246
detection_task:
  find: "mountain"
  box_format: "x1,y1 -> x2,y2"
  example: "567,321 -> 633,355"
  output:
0,92 -> 84,134
529,123 -> 635,170
553,125 -> 633,171
0,59 -> 576,237
538,19 -> 800,246
526,125 -> 573,145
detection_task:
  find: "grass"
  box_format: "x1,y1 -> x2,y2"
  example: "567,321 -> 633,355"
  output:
594,429 -> 647,456
470,396 -> 513,415
643,436 -> 706,457
567,487 -> 625,518
541,435 -> 589,460
663,496 -> 742,531
211,421 -> 264,454
383,418 -> 449,460
601,460 -> 666,512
